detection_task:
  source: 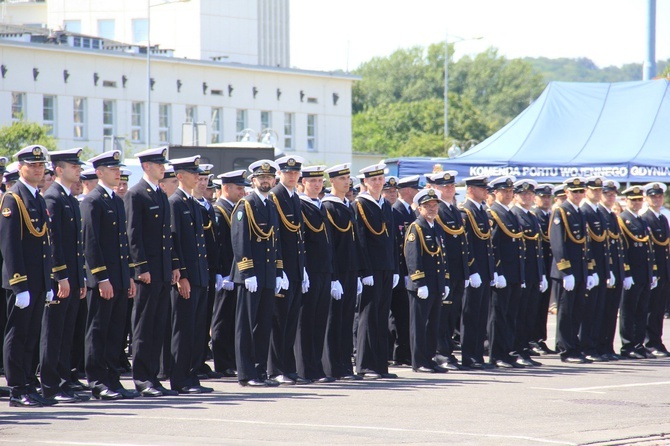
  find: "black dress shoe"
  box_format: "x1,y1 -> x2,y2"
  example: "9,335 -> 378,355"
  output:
239,379 -> 266,387
206,370 -> 225,379
584,354 -> 607,362
177,386 -> 203,394
516,358 -> 534,367
28,392 -> 58,406
465,361 -> 484,370
287,373 -> 312,385
197,385 -> 213,393
439,362 -> 463,371
358,372 -> 381,379
433,365 -> 449,373
115,387 -> 140,399
140,387 -> 163,397
561,356 -> 586,364
92,388 -> 122,400
9,394 -> 42,407
315,376 -> 336,383
273,374 -> 296,385
605,353 -> 621,361
494,360 -> 514,369
156,385 -> 178,396
0,387 -> 11,398
650,349 -> 670,358
622,351 -> 646,360
47,392 -> 78,404
219,368 -> 237,377
413,366 -> 435,373
381,373 -> 398,379
64,380 -> 87,392
339,374 -> 363,381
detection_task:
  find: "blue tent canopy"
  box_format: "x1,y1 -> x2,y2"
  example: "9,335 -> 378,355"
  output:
390,80 -> 670,183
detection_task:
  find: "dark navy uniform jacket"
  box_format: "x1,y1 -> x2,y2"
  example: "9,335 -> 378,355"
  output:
213,198 -> 235,278
461,199 -> 494,282
531,206 -> 553,283
549,201 -> 590,282
392,200 -> 416,279
124,179 -> 176,283
581,201 -> 611,280
321,196 -> 360,281
81,184 -> 131,290
404,216 -> 449,297
299,195 -> 333,275
44,182 -> 85,289
198,199 -> 221,276
599,203 -> 628,280
511,205 -> 544,283
169,188 -> 209,288
0,181 -> 52,294
230,191 -> 283,289
618,209 -> 655,284
640,209 -> 670,281
436,200 -> 470,282
353,193 -> 398,276
270,184 -> 305,282
488,201 -> 525,284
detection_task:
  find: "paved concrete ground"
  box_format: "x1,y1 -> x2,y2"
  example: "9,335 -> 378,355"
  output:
1,315 -> 669,445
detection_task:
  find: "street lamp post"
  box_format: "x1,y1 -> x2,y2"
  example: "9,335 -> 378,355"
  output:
444,33 -> 482,142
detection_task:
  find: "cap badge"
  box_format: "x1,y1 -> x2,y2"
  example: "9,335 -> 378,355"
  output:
506,178 -> 513,186
428,189 -> 436,197
573,179 -> 579,185
162,148 -> 168,157
653,183 -> 660,189
522,182 -> 529,190
287,158 -> 296,167
444,173 -> 451,181
194,158 -> 200,166
389,178 -> 397,186
113,152 -> 120,160
261,162 -> 270,172
633,187 -> 640,194
595,178 -> 602,186
32,147 -> 41,156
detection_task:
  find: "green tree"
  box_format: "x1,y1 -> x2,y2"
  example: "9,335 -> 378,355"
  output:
0,120 -> 57,158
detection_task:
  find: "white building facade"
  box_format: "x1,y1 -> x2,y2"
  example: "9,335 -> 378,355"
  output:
0,0 -> 356,166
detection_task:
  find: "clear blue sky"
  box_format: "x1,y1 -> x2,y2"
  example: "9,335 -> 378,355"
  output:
290,0 -> 670,73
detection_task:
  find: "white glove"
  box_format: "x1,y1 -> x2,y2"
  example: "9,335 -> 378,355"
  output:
444,286 -> 450,298
244,276 -> 258,293
330,280 -> 343,300
586,275 -> 595,291
464,280 -> 470,288
623,276 -> 634,290
275,276 -> 283,294
607,271 -> 616,288
392,274 -> 399,289
15,291 -> 30,309
469,273 -> 482,288
521,282 -> 527,289
357,278 -> 363,295
222,276 -> 235,291
417,286 -> 429,299
362,276 -> 374,287
563,274 -> 575,291
540,275 -> 548,293
495,275 -> 507,289
46,289 -> 55,302
281,271 -> 289,290
302,268 -> 310,293
491,272 -> 499,287
404,276 -> 410,289
215,274 -> 224,291
591,273 -> 599,288
651,276 -> 658,290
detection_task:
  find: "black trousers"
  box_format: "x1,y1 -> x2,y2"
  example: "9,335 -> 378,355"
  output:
40,286 -> 80,397
197,273 -> 217,367
0,288 -> 6,370
514,281 -> 540,358
619,281 -> 650,354
598,283 -> 622,355
532,284 -> 552,344
85,287 -> 128,391
158,295 -> 172,379
388,282 -> 411,364
4,290 -> 45,395
131,280 -> 170,390
555,279 -> 586,359
70,294 -> 87,381
268,280 -> 301,377
295,272 -> 330,379
645,277 -> 670,352
322,271 -> 358,378
169,284 -> 206,390
461,281 -> 491,364
579,279 -> 607,356
356,270 -> 393,375
436,279 -> 465,360
409,289 -> 441,369
235,285 -> 275,382
211,285 -> 237,372
488,282 -> 521,362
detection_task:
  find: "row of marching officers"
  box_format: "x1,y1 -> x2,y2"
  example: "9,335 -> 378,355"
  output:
2,143 -> 669,407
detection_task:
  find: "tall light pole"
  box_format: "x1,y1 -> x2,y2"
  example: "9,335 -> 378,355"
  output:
147,0 -> 190,149
444,33 -> 482,141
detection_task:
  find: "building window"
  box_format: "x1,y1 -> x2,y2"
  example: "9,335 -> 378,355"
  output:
102,100 -> 115,137
131,101 -> 144,143
211,107 -> 222,143
132,19 -> 148,44
64,20 -> 81,33
11,92 -> 25,122
73,97 -> 86,140
159,103 -> 171,144
261,110 -> 271,131
97,19 -> 115,40
235,109 -> 247,141
307,114 -> 317,152
284,112 -> 294,150
185,105 -> 196,123
43,95 -> 56,136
